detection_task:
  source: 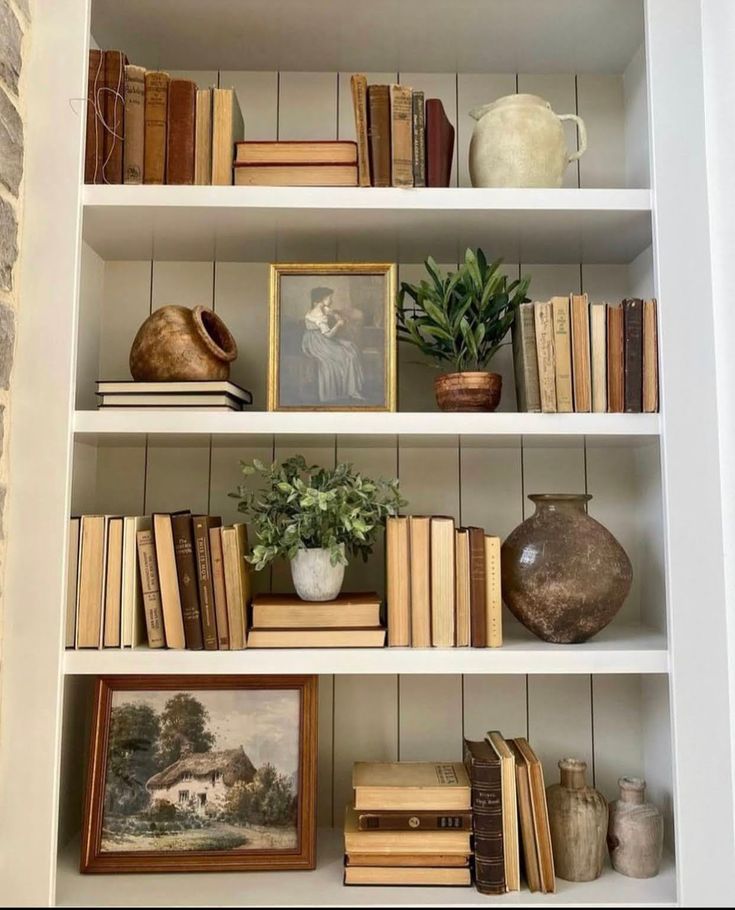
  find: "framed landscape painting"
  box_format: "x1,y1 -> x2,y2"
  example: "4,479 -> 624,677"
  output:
268,263 -> 397,411
81,675 -> 317,873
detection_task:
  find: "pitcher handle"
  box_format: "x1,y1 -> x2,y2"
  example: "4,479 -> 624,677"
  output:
558,114 -> 588,162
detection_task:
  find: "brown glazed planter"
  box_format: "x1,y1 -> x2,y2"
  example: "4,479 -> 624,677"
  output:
129,305 -> 237,381
434,371 -> 502,411
501,493 -> 632,643
546,759 -> 608,882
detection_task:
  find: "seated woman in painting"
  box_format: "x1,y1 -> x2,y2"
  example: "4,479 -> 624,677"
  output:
302,286 -> 365,402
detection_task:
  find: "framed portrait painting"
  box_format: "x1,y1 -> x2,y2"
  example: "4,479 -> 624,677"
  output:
81,675 -> 317,873
268,263 -> 397,411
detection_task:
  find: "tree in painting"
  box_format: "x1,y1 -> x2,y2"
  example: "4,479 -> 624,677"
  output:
156,692 -> 215,768
104,703 -> 160,815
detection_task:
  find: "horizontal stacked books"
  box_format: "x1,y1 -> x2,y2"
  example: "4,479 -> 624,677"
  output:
247,593 -> 386,647
513,295 -> 659,413
350,74 -> 455,188
386,516 -> 502,648
234,141 -> 359,187
96,381 -> 253,411
85,50 -> 243,185
344,762 -> 473,886
66,513 -> 251,650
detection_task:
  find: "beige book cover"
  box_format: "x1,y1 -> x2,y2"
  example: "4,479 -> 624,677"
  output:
570,293 -> 592,412
409,516 -> 431,647
390,84 -> 414,187
487,731 -> 520,891
344,865 -> 471,886
352,762 -> 471,811
103,517 -> 123,648
248,628 -> 385,648
430,516 -> 455,647
194,88 -> 213,185
643,298 -> 659,413
65,517 -> 81,649
123,64 -> 146,184
122,515 -> 151,648
551,296 -> 573,412
350,74 -> 371,186
386,516 -> 410,646
533,301 -> 557,413
484,535 -> 502,648
212,88 -> 244,185
221,523 -> 250,649
152,513 -> 186,649
76,515 -> 107,648
252,593 -> 380,629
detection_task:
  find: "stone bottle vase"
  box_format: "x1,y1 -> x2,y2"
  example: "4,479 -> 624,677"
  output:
546,759 -> 608,882
434,371 -> 502,411
501,494 -> 632,643
290,547 -> 345,601
129,305 -> 238,381
607,777 -> 664,879
469,94 -> 587,188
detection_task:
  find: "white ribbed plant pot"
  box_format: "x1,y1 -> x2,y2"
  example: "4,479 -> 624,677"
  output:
290,547 -> 346,601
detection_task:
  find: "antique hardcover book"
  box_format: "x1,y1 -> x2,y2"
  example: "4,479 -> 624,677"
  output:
570,293 -> 592,412
123,64 -> 145,184
193,515 -> 222,650
135,528 -> 166,648
467,526 -> 486,648
152,513 -> 186,649
102,517 -> 123,648
221,523 -> 250,649
430,516 -> 455,647
390,84 -> 414,187
350,74 -> 371,186
247,628 -> 386,648
509,737 -> 555,893
367,84 -> 391,186
463,738 -> 505,895
102,50 -> 126,184
607,304 -> 625,413
551,296 -> 573,413
235,141 -> 358,165
507,738 -> 541,892
194,88 -> 213,185
643,298 -> 659,413
171,511 -> 203,650
454,528 -> 471,648
590,301 -> 608,413
484,535 -> 502,648
65,517 -> 81,648
353,762 -> 471,811
98,393 -> 242,409
96,380 -> 252,403
512,301 -> 541,412
412,90 -> 426,186
252,593 -> 381,629
212,88 -> 244,185
77,515 -> 107,648
534,301 -> 557,413
85,49 -> 104,183
623,297 -> 644,412
143,71 -> 170,184
166,79 -> 197,185
121,515 -> 149,648
208,526 -> 230,649
356,810 -> 472,831
386,515 -> 410,646
409,515 -> 431,647
347,853 -> 469,867
344,866 -> 471,886
487,731 -> 520,891
234,163 -> 358,186
426,98 -> 454,187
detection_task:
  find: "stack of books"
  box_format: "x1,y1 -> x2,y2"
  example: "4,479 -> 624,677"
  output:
234,141 -> 359,187
66,513 -> 251,651
344,762 -> 473,886
513,294 -> 659,414
96,381 -> 253,411
386,516 -> 502,649
247,593 -> 386,647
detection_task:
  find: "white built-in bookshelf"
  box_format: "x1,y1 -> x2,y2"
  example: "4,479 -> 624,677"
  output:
3,1 -> 734,906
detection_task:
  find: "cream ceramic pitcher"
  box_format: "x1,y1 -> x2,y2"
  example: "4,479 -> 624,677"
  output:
469,94 -> 587,188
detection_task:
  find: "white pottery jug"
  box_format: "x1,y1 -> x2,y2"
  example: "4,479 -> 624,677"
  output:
290,546 -> 345,601
469,94 -> 587,188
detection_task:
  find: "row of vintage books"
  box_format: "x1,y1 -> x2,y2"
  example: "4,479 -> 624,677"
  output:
386,516 -> 502,648
512,295 -> 659,413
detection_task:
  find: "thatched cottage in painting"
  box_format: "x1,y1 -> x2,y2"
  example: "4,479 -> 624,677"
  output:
146,747 -> 256,814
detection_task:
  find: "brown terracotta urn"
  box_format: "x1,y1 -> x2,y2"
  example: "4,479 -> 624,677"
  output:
434,371 -> 502,411
129,305 -> 237,381
547,759 -> 608,882
501,493 -> 632,643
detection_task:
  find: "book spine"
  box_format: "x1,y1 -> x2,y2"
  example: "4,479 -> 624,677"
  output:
484,536 -> 502,648
551,297 -> 573,413
409,517 -> 431,648
367,85 -> 391,187
512,302 -> 541,412
390,84 -> 414,187
590,302 -> 608,413
642,299 -> 659,413
102,51 -> 126,184
209,527 -> 230,649
195,89 -> 213,185
454,529 -> 471,648
468,527 -> 486,648
357,812 -> 473,831
607,304 -> 624,413
351,74 -> 371,187
430,518 -> 455,647
171,513 -> 204,650
144,71 -> 169,184
123,65 -> 145,184
412,91 -> 426,187
623,298 -> 643,413
103,519 -> 123,647
571,293 -> 592,412
463,743 -> 505,894
135,529 -> 165,648
85,49 -> 104,184
193,517 -> 219,650
426,98 -> 454,187
166,79 -> 196,185
534,302 -> 557,413
386,516 -> 410,646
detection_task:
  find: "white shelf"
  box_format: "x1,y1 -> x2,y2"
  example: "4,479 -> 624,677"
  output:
56,828 -> 676,907
81,186 -> 652,263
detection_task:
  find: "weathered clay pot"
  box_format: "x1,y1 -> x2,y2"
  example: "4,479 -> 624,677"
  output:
434,371 -> 502,411
501,493 -> 632,643
290,547 -> 345,601
607,777 -> 663,879
129,305 -> 237,381
546,759 -> 608,882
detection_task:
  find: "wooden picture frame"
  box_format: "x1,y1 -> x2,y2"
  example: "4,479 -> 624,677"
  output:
268,262 -> 397,411
81,675 -> 318,873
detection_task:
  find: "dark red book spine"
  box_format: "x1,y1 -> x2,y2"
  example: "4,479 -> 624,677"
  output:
85,49 -> 104,184
425,98 -> 454,187
166,79 -> 197,185
102,50 -> 127,184
171,511 -> 204,650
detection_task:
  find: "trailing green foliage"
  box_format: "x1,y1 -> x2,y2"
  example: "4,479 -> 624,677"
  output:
231,455 -> 405,570
396,248 -> 531,372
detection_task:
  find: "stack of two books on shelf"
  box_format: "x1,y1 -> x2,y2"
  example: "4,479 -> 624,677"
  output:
96,381 -> 253,412
247,593 -> 385,647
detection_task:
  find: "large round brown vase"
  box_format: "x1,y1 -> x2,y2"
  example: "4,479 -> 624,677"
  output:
501,493 -> 632,643
129,305 -> 237,381
434,371 -> 502,411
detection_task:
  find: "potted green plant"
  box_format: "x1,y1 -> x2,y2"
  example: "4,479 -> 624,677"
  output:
396,248 -> 531,411
232,456 -> 404,601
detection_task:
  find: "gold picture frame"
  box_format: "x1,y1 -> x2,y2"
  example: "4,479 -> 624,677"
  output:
268,262 -> 397,411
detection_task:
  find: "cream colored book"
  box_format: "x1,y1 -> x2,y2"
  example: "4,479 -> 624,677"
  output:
643,298 -> 659,413
390,83 -> 414,187
76,515 -> 108,649
352,762 -> 471,811
121,516 -> 149,648
212,87 -> 244,185
103,517 -> 123,648
252,593 -> 380,629
194,88 -> 213,185
386,516 -> 410,646
65,517 -> 81,649
551,296 -> 573,413
344,865 -> 471,886
430,516 -> 455,647
570,292 -> 592,412
152,513 -> 186,649
344,805 -> 471,852
221,523 -> 250,649
487,731 -> 520,892
454,528 -> 471,648
409,515 -> 431,647
533,301 -> 557,413
485,535 -> 502,648
247,628 -> 385,648
135,526 -> 165,649
590,301 -> 607,413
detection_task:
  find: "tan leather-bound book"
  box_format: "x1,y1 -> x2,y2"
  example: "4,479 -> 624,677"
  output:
484,535 -> 502,648
386,516 -> 410,646
507,739 -> 541,893
143,71 -> 170,184
102,50 -> 127,184
367,84 -> 391,187
350,74 -> 371,186
487,732 -> 520,892
467,526 -> 486,648
234,163 -> 358,186
570,293 -> 592,412
152,513 -> 186,649
551,296 -> 573,413
590,302 -> 608,413
607,304 -> 624,413
65,517 -> 81,648
212,88 -> 244,185
194,88 -> 213,185
193,515 -> 222,650
510,738 -> 555,893
409,516 -> 431,647
122,515 -> 149,648
253,593 -> 381,629
430,516 -> 455,647
85,49 -> 104,184
248,628 -> 386,648
344,866 -> 471,886
171,511 -> 203,649
235,141 -> 357,165
454,528 -> 471,648
166,80 -> 196,185
643,298 -> 659,413
533,301 -> 557,413
221,523 -> 250,649
77,516 -> 107,648
390,84 -> 414,187
208,526 -> 230,649
352,763 -> 471,812
123,64 -> 145,184
135,528 -> 165,648
103,517 -> 123,648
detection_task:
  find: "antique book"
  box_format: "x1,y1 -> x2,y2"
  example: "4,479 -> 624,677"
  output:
212,88 -> 244,185
193,515 -> 222,650
344,866 -> 471,886
208,526 -> 230,649
463,738 -> 505,895
235,140 -> 358,165
487,731 -> 520,892
99,393 -> 242,409
194,88 -> 213,185
350,74 -> 371,186
607,304 -> 625,413
247,628 -> 386,648
430,516 -> 455,647
367,84 -> 391,187
386,515 -> 410,646
507,738 -> 541,893
143,71 -> 170,184
426,98 -> 454,187
590,301 -> 608,413
353,762 -> 471,812
123,64 -> 145,184
84,49 -> 104,184
252,593 -> 381,628
467,526 -> 486,648
121,515 -> 149,648
76,515 -> 107,648
152,513 -> 186,649
412,90 -> 426,186
390,84 -> 414,187
533,301 -> 557,413
347,853 -> 469,867
409,515 -> 431,647
171,511 -> 203,650
234,163 -> 358,186
166,79 -> 196,185
551,296 -> 573,413
643,298 -> 659,413
356,810 -> 472,831
65,517 -> 81,648
484,535 -> 502,648
96,380 -> 252,403
510,737 -> 555,893
512,301 -> 541,412
102,517 -> 123,648
102,50 -> 126,184
135,528 -> 166,648
454,528 -> 471,648
570,293 -> 592,412
221,523 -> 250,649
623,297 -> 644,412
